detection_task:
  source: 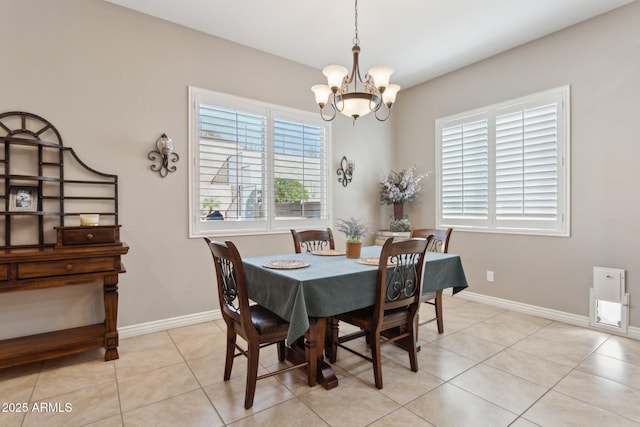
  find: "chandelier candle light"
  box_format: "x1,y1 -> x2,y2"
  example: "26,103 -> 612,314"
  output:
311,0 -> 400,123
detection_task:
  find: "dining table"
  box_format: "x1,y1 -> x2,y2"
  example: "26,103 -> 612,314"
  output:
242,245 -> 468,389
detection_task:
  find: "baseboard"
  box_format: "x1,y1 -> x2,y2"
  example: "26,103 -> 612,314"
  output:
118,309 -> 222,339
456,291 -> 640,341
117,294 -> 639,342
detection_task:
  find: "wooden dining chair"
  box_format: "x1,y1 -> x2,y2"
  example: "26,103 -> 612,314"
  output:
204,238 -> 317,409
290,228 -> 335,253
328,236 -> 431,389
410,228 -> 453,333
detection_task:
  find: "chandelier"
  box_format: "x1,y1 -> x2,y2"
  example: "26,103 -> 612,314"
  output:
311,0 -> 400,122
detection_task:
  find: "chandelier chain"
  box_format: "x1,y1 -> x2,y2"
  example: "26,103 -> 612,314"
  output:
353,0 -> 359,46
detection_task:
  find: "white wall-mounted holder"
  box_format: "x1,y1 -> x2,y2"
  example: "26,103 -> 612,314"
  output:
589,266 -> 629,334
337,156 -> 354,187
148,133 -> 179,177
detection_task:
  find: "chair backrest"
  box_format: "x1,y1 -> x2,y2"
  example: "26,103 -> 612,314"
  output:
373,237 -> 431,324
204,238 -> 255,335
290,228 -> 335,253
410,228 -> 453,253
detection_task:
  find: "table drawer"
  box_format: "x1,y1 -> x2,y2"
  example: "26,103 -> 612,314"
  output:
17,257 -> 116,279
58,226 -> 120,246
0,264 -> 7,281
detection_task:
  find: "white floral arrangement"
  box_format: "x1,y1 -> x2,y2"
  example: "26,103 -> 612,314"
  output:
379,166 -> 425,205
390,218 -> 411,232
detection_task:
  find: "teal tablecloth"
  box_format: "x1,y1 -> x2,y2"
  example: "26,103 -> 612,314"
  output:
243,245 -> 468,344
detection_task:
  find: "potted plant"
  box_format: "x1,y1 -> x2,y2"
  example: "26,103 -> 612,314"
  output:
335,217 -> 369,258
202,197 -> 223,220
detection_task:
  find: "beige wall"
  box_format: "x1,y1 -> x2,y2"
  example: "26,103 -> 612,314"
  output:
2,0 -> 637,339
395,1 -> 640,327
0,0 -> 392,339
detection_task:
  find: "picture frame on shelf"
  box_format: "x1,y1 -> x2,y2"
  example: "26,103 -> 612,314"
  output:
9,186 -> 38,212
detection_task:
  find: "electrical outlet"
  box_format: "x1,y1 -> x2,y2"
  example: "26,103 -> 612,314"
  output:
486,271 -> 494,282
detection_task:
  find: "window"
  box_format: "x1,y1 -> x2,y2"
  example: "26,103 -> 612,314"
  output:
189,87 -> 330,237
436,86 -> 570,236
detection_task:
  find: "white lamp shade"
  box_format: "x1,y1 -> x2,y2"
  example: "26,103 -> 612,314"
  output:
336,93 -> 380,119
339,98 -> 371,118
311,85 -> 332,106
322,65 -> 348,89
382,84 -> 401,105
367,66 -> 394,89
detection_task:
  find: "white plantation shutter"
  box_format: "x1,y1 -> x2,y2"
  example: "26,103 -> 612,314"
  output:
189,87 -> 331,237
495,103 -> 558,223
273,118 -> 326,220
198,105 -> 267,223
436,86 -> 569,236
441,117 -> 489,221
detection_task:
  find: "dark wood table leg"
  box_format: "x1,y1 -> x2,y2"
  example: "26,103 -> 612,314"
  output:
285,317 -> 338,390
314,317 -> 338,389
103,275 -> 119,361
304,321 -> 318,386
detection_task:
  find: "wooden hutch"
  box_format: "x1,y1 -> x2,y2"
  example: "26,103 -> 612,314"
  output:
0,111 -> 129,368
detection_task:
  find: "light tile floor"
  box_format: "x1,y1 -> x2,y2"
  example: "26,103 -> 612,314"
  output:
2,295 -> 640,426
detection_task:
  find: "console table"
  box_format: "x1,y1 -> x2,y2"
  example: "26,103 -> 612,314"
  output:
0,232 -> 128,368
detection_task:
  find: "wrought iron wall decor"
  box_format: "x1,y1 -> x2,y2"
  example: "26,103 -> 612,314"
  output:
148,133 -> 179,177
337,156 -> 355,187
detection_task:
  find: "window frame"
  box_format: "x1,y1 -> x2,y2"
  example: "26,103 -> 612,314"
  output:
435,86 -> 570,236
188,87 -> 331,238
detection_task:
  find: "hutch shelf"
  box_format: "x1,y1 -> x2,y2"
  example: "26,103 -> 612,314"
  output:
0,111 -> 129,368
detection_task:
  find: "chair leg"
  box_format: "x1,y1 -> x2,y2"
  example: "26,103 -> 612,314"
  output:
276,341 -> 286,362
224,328 -> 236,381
244,340 -> 259,409
371,331 -> 383,389
407,320 -> 419,373
435,290 -> 444,334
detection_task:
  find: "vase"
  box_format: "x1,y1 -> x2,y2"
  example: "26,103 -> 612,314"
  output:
345,241 -> 362,259
393,203 -> 404,220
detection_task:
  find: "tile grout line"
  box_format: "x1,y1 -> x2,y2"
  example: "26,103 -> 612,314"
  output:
502,325 -> 636,425
534,334 -> 640,425
20,361 -> 42,427
424,315 -> 575,424
167,327 -> 230,426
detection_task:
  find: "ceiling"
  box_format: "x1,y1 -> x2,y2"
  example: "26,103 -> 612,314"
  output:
105,0 -> 635,89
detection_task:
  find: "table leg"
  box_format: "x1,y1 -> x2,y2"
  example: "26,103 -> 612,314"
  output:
103,275 -> 119,361
285,317 -> 338,390
314,318 -> 338,389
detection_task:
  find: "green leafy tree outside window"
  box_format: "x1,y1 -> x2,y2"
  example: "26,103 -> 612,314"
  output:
274,178 -> 309,204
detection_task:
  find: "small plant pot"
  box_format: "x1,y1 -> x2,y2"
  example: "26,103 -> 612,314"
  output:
345,241 -> 362,259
